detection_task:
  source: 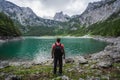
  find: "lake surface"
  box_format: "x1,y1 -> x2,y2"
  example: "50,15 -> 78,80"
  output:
0,37 -> 108,62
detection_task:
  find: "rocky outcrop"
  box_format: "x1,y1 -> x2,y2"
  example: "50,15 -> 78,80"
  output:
74,56 -> 88,64
0,0 -> 38,26
5,75 -> 22,80
0,61 -> 9,69
65,58 -> 74,63
54,11 -> 70,22
91,37 -> 120,68
0,0 -> 59,27
79,0 -> 120,26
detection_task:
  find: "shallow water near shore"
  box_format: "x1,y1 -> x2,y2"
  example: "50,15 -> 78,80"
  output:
0,37 -> 108,62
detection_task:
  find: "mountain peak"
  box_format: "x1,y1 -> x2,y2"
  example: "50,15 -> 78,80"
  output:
79,0 -> 120,26
53,11 -> 70,22
0,0 -> 60,28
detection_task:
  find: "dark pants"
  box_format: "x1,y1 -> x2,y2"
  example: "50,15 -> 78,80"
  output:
53,56 -> 63,74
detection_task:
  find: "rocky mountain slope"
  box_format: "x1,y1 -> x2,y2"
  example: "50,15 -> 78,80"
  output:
66,0 -> 120,37
0,0 -> 120,36
54,11 -> 70,22
0,0 -> 59,27
78,0 -> 120,26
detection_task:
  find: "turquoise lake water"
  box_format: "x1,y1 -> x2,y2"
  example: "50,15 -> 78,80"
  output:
0,37 -> 108,61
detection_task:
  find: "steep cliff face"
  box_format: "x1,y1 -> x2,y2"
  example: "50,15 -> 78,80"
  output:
79,0 -> 120,26
54,11 -> 70,22
0,0 -> 39,26
0,0 -> 59,27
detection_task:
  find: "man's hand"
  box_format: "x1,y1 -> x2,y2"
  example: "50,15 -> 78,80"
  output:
63,56 -> 65,59
52,56 -> 53,59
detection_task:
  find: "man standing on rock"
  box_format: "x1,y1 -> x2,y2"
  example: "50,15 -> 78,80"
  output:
51,38 -> 65,75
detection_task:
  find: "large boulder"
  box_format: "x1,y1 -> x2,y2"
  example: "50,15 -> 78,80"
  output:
97,61 -> 112,68
74,56 -> 88,64
91,51 -> 109,60
62,75 -> 69,80
110,52 -> 120,62
105,45 -> 120,62
65,58 -> 74,63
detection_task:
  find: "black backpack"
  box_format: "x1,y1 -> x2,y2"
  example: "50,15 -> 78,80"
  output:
54,43 -> 63,57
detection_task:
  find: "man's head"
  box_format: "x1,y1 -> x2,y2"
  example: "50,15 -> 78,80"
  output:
56,38 -> 61,43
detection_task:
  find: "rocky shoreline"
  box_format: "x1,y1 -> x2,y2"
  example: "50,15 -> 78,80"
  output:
93,37 -> 120,63
58,36 -> 120,80
0,36 -> 120,80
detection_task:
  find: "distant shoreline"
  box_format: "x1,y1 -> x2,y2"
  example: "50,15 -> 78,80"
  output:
23,35 -> 93,39
0,37 -> 23,43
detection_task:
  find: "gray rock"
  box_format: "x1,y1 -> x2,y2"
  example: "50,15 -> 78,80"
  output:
52,76 -> 61,80
54,11 -> 70,22
91,51 -> 109,60
77,0 -> 120,26
0,0 -> 60,33
102,75 -> 110,80
75,56 -> 88,64
86,76 -> 100,80
105,45 -> 114,51
5,75 -> 22,80
65,58 -> 74,63
78,69 -> 84,73
109,51 -> 120,62
62,75 -> 69,80
97,61 -> 112,68
91,37 -> 120,67
79,78 -> 84,80
0,61 -> 9,69
67,68 -> 75,72
22,64 -> 31,69
90,65 -> 98,69
45,59 -> 53,65
88,77 -> 100,80
9,62 -> 22,66
0,72 -> 5,76
52,75 -> 70,80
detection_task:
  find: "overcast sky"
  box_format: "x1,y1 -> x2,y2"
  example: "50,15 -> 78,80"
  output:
7,0 -> 101,18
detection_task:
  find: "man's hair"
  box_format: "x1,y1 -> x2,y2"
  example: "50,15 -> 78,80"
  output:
56,38 -> 61,43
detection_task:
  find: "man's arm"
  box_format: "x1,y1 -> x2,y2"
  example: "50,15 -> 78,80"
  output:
61,44 -> 65,59
63,48 -> 65,59
51,48 -> 54,58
